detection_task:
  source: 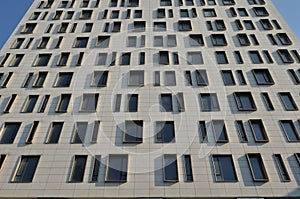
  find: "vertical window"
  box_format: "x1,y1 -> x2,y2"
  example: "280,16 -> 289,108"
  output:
178,20 -> 192,31
215,51 -> 228,64
91,121 -> 100,143
167,35 -> 177,47
221,70 -> 235,85
46,122 -> 63,144
261,93 -> 274,111
56,94 -> 71,112
127,94 -> 138,112
77,52 -> 84,66
287,69 -> 300,85
246,154 -> 269,182
176,92 -> 185,112
127,36 -> 137,47
211,120 -> 229,143
154,71 -> 160,86
183,155 -> 193,182
235,121 -> 248,143
123,120 -> 143,143
114,94 -> 122,112
38,37 -> 50,49
249,119 -> 269,142
160,94 -> 173,112
106,154 -> 128,182
156,121 -> 175,143
234,51 -> 244,64
3,94 -> 17,113
199,93 -> 220,112
164,71 -> 176,86
13,156 -> 40,183
57,52 -> 70,66
199,121 -> 208,143
274,154 -> 291,182
80,94 -> 99,112
55,72 -> 73,87
279,92 -> 298,111
0,155 -> 6,170
22,95 -> 39,113
22,73 -> 34,88
212,155 -> 237,182
236,70 -> 247,85
163,154 -> 178,182
97,53 -> 107,65
184,71 -> 192,86
91,155 -> 101,182
279,120 -> 300,142
10,54 -> 24,67
38,95 -> 50,113
69,155 -> 87,183
159,51 -> 169,65
72,122 -> 88,144
234,92 -> 257,111
26,121 -> 39,144
0,122 -> 21,144
120,53 -> 131,65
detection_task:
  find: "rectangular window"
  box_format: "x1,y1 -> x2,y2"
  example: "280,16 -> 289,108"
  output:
79,10 -> 93,19
0,122 -> 21,144
211,120 -> 229,143
0,155 -> 6,170
236,70 -> 246,85
221,70 -> 235,85
3,94 -> 17,113
187,52 -> 203,65
91,155 -> 101,182
10,54 -> 24,67
34,54 -> 51,66
69,155 -> 87,183
246,153 -> 269,182
128,70 -> 144,86
57,52 -> 70,66
46,122 -> 63,144
249,119 -> 269,142
212,155 -> 237,182
97,53 -> 107,65
73,37 -> 89,48
164,71 -> 176,86
280,120 -> 300,142
127,94 -> 138,112
91,71 -> 108,87
154,22 -> 166,31
237,34 -> 250,46
279,92 -> 298,111
199,93 -> 220,112
57,23 -> 69,33
252,69 -> 274,85
13,156 -> 40,183
261,93 -> 274,111
21,23 -> 37,34
11,38 -> 25,49
154,36 -> 163,47
96,36 -> 110,48
287,69 -> 300,85
56,94 -> 71,113
114,94 -> 122,112
178,20 -> 192,31
244,20 -> 255,30
167,35 -> 177,47
91,120 -> 100,143
72,122 -> 88,144
249,51 -> 263,64
189,34 -> 204,46
156,121 -> 175,143
80,94 -> 99,112
112,21 -> 121,32
163,154 -> 178,182
184,71 -> 192,86
234,51 -> 244,64
183,155 -> 193,182
277,49 -> 294,63
120,53 -> 131,65
22,72 -> 34,88
154,71 -> 160,86
22,95 -> 39,113
38,37 -> 50,49
176,92 -> 185,112
139,52 -> 145,65
203,9 -> 217,17
160,94 -> 173,112
26,121 -> 39,144
235,121 -> 248,143
33,72 -> 47,87
234,92 -> 257,111
159,51 -> 169,65
215,51 -> 229,64
38,95 -> 50,113
133,21 -> 146,32
274,154 -> 291,182
199,121 -> 208,143
55,72 -> 73,87
195,70 -> 208,86
106,154 -> 128,182
124,120 -> 143,143
127,36 -> 137,47
211,34 -> 227,46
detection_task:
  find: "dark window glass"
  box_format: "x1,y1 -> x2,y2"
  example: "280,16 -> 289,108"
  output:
212,120 -> 229,143
55,72 -> 73,87
183,155 -> 193,182
46,122 -> 63,144
234,92 -> 257,111
221,70 -> 235,85
72,122 -> 88,144
280,120 -> 300,142
13,156 -> 40,183
274,154 -> 291,182
69,155 -> 87,183
163,154 -> 178,182
0,123 -> 21,144
156,121 -> 175,143
106,154 -> 128,182
246,153 -> 269,182
212,155 -> 237,182
124,120 -> 143,143
235,120 -> 248,143
22,95 -> 39,113
252,69 -> 274,85
249,119 -> 269,142
160,94 -> 173,112
199,93 -> 220,111
279,92 -> 298,111
91,155 -> 101,182
56,94 -> 71,112
128,94 -> 138,112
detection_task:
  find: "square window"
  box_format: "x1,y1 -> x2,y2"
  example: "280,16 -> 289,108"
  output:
178,20 -> 192,31
189,34 -> 204,46
187,52 -> 203,65
164,71 -> 176,86
56,94 -> 71,112
249,51 -> 263,64
80,93 -> 99,112
279,92 -> 298,111
34,54 -> 51,66
215,51 -> 228,64
123,120 -> 143,143
160,94 -> 173,112
72,122 -> 88,144
199,93 -> 220,111
211,34 -> 227,46
121,53 -> 131,65
221,70 -> 235,86
22,95 -> 39,113
128,70 -> 144,86
280,120 -> 300,142
91,71 -> 109,87
195,70 -> 208,86
73,37 -> 89,48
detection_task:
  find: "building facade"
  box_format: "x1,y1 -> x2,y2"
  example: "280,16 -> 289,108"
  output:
0,0 -> 300,198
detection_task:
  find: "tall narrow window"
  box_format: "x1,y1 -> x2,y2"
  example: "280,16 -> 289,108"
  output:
69,155 -> 87,183
0,122 -> 21,144
72,122 -> 88,144
261,93 -> 274,111
46,122 -> 63,144
249,51 -> 263,64
235,120 -> 248,143
163,154 -> 178,182
127,94 -> 138,112
176,92 -> 185,112
91,155 -> 101,182
26,121 -> 39,144
22,95 -> 39,113
236,70 -> 247,85
287,69 -> 300,85
164,71 -> 176,86
114,94 -> 122,112
183,155 -> 193,182
199,121 -> 208,143
22,73 -> 34,88
38,95 -> 50,113
211,120 -> 229,143
246,153 -> 269,182
91,120 -> 100,143
123,120 -> 143,143
4,94 -> 17,113
13,156 -> 40,183
249,119 -> 269,142
160,94 -> 173,112
212,155 -> 238,182
274,154 -> 291,182
106,154 -> 128,182
156,121 -> 175,143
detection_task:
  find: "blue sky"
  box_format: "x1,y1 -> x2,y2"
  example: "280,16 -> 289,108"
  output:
0,0 -> 299,49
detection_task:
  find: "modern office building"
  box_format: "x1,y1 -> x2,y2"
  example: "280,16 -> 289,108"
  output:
0,0 -> 300,198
